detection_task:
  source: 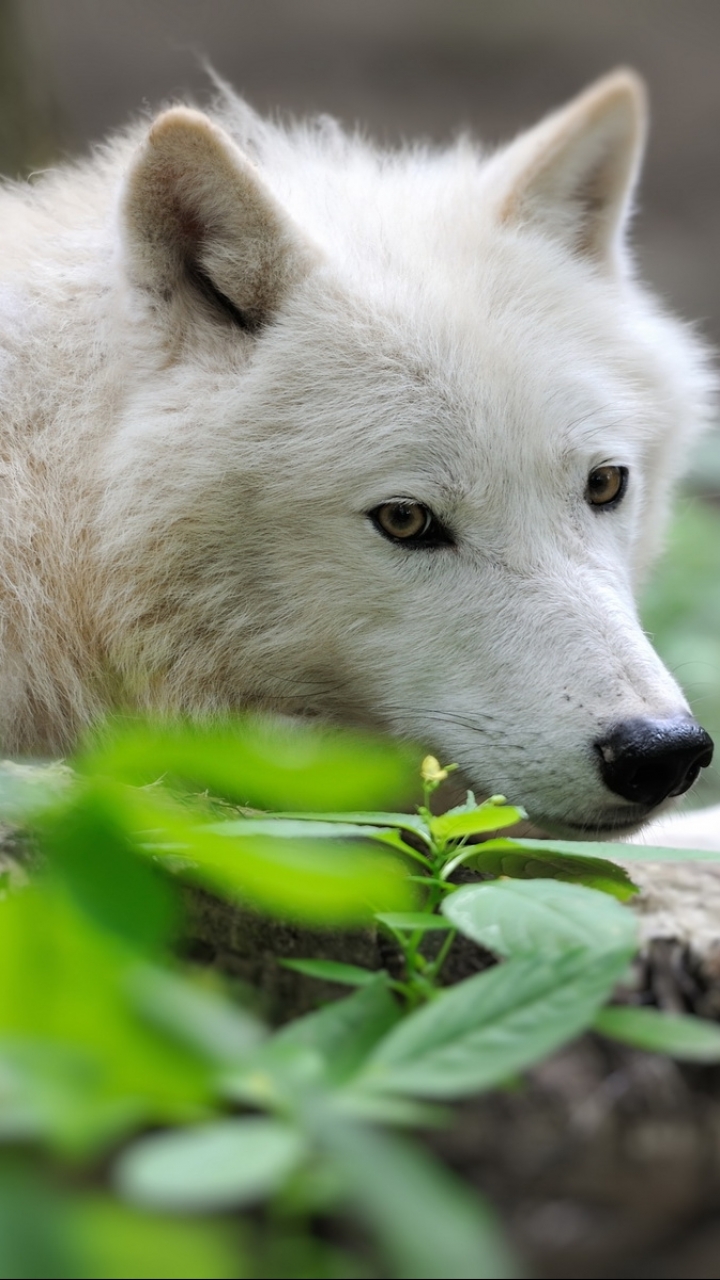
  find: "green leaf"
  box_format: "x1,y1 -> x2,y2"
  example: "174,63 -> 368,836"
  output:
281,959 -> 379,987
430,802 -> 524,842
467,842 -> 637,900
267,810 -> 432,844
486,835 -> 720,863
123,787 -> 415,925
442,879 -> 638,959
594,1006 -> 720,1061
358,950 -> 631,1099
210,817 -> 432,868
36,781 -> 179,952
330,1091 -> 450,1128
168,833 -> 414,926
375,912 -> 453,932
269,978 -> 402,1084
125,965 -> 266,1064
210,818 -> 406,841
0,882 -> 212,1154
78,716 -> 419,813
321,1123 -> 519,1279
115,1117 -> 305,1212
70,1196 -> 240,1279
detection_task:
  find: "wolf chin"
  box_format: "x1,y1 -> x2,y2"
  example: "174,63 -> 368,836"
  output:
0,69 -> 714,836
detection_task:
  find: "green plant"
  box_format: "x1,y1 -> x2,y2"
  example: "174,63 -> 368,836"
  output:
2,716 -> 720,1280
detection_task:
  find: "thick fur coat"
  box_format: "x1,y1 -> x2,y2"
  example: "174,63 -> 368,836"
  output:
0,70 -> 714,835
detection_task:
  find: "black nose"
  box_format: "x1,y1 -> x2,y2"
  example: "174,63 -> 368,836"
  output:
595,716 -> 714,809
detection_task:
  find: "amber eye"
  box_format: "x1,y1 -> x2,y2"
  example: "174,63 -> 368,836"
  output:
369,499 -> 453,547
373,501 -> 431,540
586,465 -> 628,509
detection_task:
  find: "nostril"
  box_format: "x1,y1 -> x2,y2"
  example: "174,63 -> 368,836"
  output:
595,716 -> 714,809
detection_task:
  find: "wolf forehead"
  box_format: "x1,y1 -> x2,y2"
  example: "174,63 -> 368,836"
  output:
127,85 -> 699,461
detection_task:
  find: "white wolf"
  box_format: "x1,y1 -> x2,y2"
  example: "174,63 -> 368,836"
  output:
0,69 -> 714,836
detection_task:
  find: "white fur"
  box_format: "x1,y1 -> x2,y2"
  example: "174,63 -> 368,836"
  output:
0,71 -> 713,835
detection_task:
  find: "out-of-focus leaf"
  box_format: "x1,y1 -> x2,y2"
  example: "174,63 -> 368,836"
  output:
482,835 -> 720,863
261,810 -> 433,844
0,882 -> 212,1153
281,959 -> 379,987
594,1005 -> 720,1060
36,782 -> 179,951
78,716 -> 419,812
121,786 -> 415,925
375,912 -> 453,932
442,879 -> 637,959
641,500 -> 720,806
0,1158 -> 83,1280
268,979 -> 402,1085
71,1196 -> 241,1279
209,818 -> 397,840
467,841 -> 637,899
125,965 -> 266,1064
321,1123 -> 520,1280
430,802 -> 524,842
210,816 -> 431,866
329,1090 -> 450,1128
116,1117 -> 305,1212
358,950 -> 631,1099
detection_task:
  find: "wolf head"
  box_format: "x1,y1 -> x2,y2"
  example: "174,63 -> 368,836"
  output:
101,70 -> 715,835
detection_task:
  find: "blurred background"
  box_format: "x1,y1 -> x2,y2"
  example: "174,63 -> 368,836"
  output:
3,0 -> 720,802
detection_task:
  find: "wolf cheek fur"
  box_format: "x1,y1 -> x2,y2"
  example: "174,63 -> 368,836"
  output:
0,69 -> 713,834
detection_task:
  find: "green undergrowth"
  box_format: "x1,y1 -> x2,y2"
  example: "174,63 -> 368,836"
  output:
2,716 -> 720,1280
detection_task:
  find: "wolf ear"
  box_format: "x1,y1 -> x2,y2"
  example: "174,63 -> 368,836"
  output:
121,107 -> 314,331
495,70 -> 646,271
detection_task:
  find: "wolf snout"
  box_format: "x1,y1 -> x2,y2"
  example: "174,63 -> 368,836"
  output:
595,717 -> 714,809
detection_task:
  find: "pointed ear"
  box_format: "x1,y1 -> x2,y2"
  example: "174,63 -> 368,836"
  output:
495,70 -> 647,271
121,107 -> 316,332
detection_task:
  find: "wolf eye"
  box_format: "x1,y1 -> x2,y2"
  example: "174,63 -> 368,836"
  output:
586,465 -> 628,509
369,500 -> 450,547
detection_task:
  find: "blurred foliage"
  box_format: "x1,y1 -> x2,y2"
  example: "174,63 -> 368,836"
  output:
642,483 -> 720,805
2,716 -> 720,1277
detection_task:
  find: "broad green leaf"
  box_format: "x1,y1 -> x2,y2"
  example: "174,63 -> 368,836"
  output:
124,786 -> 415,925
330,1091 -> 450,1128
321,1123 -> 519,1279
485,835 -> 720,863
125,965 -> 266,1064
375,912 -> 453,932
467,842 -> 637,900
167,834 -> 413,925
0,1160 -> 84,1280
267,809 -> 433,844
594,1006 -> 720,1061
281,959 -> 379,987
442,879 -> 637,959
210,818 -> 399,840
430,803 -> 524,842
359,950 -> 631,1099
0,882 -> 212,1153
78,716 -> 419,812
36,781 -> 179,951
115,1117 -> 304,1211
70,1196 -> 240,1279
269,978 -> 402,1084
209,817 -> 430,867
